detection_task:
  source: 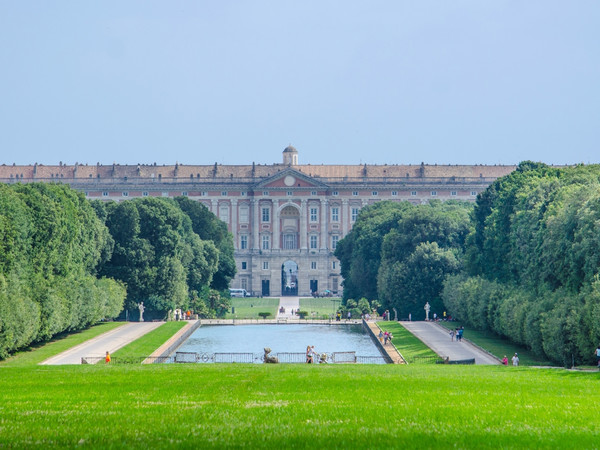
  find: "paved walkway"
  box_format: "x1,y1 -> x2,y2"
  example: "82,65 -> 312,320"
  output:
276,296 -> 299,319
400,321 -> 500,365
40,322 -> 164,365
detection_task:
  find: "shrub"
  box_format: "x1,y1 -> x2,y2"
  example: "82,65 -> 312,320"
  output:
258,312 -> 271,319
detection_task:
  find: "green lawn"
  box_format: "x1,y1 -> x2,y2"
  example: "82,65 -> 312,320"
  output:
0,363 -> 599,448
112,321 -> 187,362
224,297 -> 280,319
437,321 -> 554,366
299,297 -> 342,318
377,322 -> 439,363
0,322 -> 125,367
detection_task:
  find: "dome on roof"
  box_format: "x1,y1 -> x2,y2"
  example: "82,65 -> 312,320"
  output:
282,145 -> 298,165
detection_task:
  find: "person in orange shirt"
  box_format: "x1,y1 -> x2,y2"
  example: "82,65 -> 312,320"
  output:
105,351 -> 111,364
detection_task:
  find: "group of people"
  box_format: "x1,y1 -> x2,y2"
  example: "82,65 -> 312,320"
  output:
378,330 -> 394,345
449,327 -> 464,342
501,353 -> 520,366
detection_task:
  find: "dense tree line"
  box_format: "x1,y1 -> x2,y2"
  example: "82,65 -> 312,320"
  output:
442,162 -> 600,365
92,197 -> 235,320
335,200 -> 472,319
0,183 -> 126,359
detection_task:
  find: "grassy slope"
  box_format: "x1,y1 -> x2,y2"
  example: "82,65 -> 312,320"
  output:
112,321 -> 187,360
0,364 -> 598,448
224,297 -> 279,319
377,322 -> 439,362
437,321 -> 553,366
0,322 -> 125,367
299,297 -> 342,318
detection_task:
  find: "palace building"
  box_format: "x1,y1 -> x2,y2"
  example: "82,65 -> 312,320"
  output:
0,147 -> 516,297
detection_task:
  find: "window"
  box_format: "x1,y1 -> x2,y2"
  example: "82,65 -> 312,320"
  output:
311,261 -> 317,270
241,191 -> 246,196
240,235 -> 248,250
332,191 -> 339,196
241,278 -> 247,290
283,234 -> 297,250
332,235 -> 339,250
352,191 -> 358,196
122,192 -> 129,197
310,235 -> 318,249
311,191 -> 317,196
372,191 -> 378,196
241,261 -> 247,270
219,205 -> 230,222
332,261 -> 337,270
263,191 -> 269,196
351,207 -> 359,222
142,192 -> 149,197
411,191 -> 417,196
201,192 -> 207,197
263,261 -> 269,270
287,191 -> 293,196
392,191 -> 398,196
471,191 -> 477,196
331,207 -> 339,222
239,205 -> 249,223
182,191 -> 188,196
262,235 -> 270,250
451,191 -> 457,196
221,191 -> 227,196
102,192 -> 108,197
310,207 -> 318,222
431,191 -> 437,196
262,207 -> 270,222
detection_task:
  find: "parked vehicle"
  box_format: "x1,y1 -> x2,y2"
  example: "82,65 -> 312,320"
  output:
229,288 -> 250,298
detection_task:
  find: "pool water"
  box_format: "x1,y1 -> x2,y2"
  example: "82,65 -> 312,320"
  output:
175,324 -> 382,357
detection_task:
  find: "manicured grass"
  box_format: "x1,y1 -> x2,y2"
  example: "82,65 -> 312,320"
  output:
377,322 -> 439,363
299,297 -> 342,318
112,321 -> 187,361
224,297 -> 280,319
0,322 -> 125,367
0,363 -> 599,448
437,321 -> 554,366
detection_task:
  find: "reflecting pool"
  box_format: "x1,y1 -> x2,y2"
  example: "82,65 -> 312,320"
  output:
174,324 -> 382,357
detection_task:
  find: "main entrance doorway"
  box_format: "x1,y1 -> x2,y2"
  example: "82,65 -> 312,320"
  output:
262,279 -> 270,297
281,260 -> 298,296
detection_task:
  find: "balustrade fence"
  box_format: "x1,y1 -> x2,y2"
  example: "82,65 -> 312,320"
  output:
82,351 -> 387,365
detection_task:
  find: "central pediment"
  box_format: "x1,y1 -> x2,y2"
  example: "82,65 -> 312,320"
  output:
253,168 -> 328,190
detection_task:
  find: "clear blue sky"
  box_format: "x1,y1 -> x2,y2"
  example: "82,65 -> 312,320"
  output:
1,2 -> 598,166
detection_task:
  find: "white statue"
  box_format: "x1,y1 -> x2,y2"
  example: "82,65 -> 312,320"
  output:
138,302 -> 145,322
424,302 -> 430,321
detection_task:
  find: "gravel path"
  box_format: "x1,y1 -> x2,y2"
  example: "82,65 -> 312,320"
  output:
40,322 -> 164,365
400,321 -> 500,365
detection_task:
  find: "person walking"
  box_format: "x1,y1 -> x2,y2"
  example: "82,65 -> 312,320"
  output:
502,355 -> 508,366
595,345 -> 600,369
511,353 -> 519,366
105,351 -> 111,364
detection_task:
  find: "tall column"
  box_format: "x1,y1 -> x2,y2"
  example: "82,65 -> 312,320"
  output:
231,199 -> 238,250
320,199 -> 328,250
342,199 -> 349,236
300,199 -> 307,250
211,199 -> 218,216
273,201 -> 280,250
252,199 -> 260,250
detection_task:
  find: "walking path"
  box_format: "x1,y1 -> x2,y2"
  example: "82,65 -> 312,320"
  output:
40,322 -> 164,365
276,296 -> 299,319
401,321 -> 500,365
364,320 -> 405,364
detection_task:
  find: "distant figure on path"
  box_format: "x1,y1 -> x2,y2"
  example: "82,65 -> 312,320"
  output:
502,355 -> 508,365
105,351 -> 111,364
512,353 -> 519,366
595,345 -> 600,369
449,330 -> 455,341
138,302 -> 145,322
306,346 -> 313,364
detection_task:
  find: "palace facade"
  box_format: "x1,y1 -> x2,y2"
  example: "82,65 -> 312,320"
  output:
0,147 -> 516,297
